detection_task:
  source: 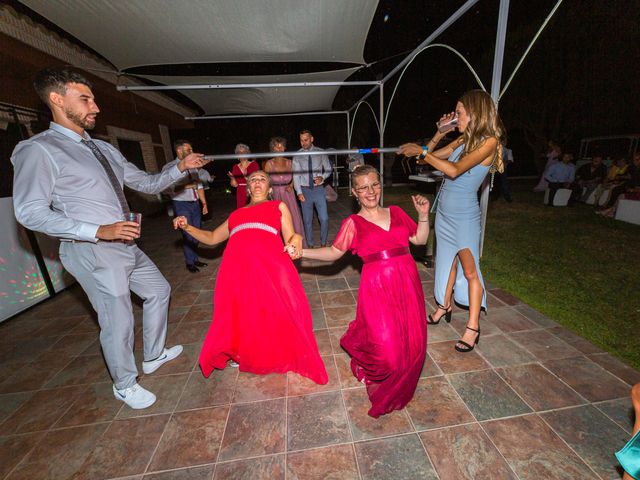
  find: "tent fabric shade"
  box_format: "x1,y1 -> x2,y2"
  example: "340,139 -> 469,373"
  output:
139,68 -> 362,115
20,0 -> 379,115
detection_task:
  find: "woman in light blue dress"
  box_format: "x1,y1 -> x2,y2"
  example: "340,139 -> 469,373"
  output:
399,90 -> 505,352
618,383 -> 640,480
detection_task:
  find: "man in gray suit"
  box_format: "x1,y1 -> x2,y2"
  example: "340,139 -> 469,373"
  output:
11,67 -> 208,409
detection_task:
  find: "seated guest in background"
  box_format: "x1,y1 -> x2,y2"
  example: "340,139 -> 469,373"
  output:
602,156 -> 633,208
163,139 -> 212,273
544,152 -> 575,205
593,156 -> 630,207
534,140 -> 562,192
227,143 -> 259,209
575,154 -> 607,202
597,153 -> 640,217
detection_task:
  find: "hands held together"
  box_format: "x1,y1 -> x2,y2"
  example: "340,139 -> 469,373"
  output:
173,216 -> 189,231
283,233 -> 303,260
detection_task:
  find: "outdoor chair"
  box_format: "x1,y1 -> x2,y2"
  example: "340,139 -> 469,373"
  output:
544,188 -> 572,206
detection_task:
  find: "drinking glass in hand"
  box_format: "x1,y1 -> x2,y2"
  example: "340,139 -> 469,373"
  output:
125,212 -> 142,244
437,116 -> 458,133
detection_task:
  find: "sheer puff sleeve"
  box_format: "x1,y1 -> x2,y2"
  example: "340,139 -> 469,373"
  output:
391,206 -> 418,237
332,216 -> 357,253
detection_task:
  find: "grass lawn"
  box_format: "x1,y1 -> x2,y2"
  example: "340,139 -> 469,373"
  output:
382,181 -> 640,370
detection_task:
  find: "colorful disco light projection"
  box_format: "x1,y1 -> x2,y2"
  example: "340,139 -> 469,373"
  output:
0,233 -> 49,320
34,231 -> 75,293
0,198 -> 50,321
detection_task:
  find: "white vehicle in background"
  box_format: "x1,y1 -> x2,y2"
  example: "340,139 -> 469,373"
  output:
577,134 -> 639,169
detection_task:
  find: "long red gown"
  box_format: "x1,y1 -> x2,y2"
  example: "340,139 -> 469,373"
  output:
334,206 -> 427,417
231,161 -> 259,209
199,200 -> 328,384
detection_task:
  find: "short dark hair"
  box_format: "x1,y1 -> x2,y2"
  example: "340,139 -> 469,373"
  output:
269,136 -> 287,151
33,67 -> 92,106
299,129 -> 313,137
173,139 -> 191,151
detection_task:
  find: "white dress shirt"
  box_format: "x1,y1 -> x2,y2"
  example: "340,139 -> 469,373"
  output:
11,122 -> 186,242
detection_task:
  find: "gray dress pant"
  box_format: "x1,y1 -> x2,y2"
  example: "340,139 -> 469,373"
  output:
59,241 -> 171,389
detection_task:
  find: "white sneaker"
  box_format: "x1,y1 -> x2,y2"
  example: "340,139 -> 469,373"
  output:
142,345 -> 184,374
113,383 -> 156,409
228,360 -> 239,368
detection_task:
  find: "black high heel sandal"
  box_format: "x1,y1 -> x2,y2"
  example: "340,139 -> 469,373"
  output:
427,304 -> 452,325
455,326 -> 480,353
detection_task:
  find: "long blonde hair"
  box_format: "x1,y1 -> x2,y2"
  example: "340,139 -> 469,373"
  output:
459,90 -> 506,173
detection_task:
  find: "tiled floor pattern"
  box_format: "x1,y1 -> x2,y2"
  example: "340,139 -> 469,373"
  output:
0,195 -> 637,479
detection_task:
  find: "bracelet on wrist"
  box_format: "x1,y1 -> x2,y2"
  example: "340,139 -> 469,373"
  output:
418,219 -> 429,223
418,148 -> 428,161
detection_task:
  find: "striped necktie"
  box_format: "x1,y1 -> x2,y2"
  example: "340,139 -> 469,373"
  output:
82,139 -> 131,216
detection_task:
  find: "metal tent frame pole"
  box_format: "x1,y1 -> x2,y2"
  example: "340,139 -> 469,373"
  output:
202,147 -> 399,162
117,80 -> 380,92
185,110 -> 347,121
479,0 -> 510,255
379,82 -> 385,205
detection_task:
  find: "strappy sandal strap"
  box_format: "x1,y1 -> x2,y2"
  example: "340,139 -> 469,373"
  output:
455,340 -> 474,351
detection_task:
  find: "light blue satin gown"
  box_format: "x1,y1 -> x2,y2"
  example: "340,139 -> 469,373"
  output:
434,144 -> 489,310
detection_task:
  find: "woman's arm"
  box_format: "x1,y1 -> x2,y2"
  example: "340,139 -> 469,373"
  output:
428,131 -> 464,159
228,170 -> 238,187
409,195 -> 430,245
422,137 -> 498,178
174,216 -> 229,246
279,202 -> 302,250
302,245 -> 347,262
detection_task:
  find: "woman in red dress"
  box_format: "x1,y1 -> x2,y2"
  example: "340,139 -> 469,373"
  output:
300,165 -> 429,417
173,170 -> 327,384
227,143 -> 259,209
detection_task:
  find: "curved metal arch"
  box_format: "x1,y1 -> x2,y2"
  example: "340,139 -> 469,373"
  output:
348,100 -> 381,148
383,43 -> 486,133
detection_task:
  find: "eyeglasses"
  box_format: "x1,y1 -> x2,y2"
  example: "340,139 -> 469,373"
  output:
354,182 -> 382,193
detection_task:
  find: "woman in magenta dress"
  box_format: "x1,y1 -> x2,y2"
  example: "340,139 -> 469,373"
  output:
227,143 -> 259,209
264,136 -> 307,247
173,170 -> 327,384
300,165 -> 429,417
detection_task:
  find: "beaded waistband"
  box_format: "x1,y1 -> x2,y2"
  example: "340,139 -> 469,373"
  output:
229,222 -> 278,237
361,246 -> 410,264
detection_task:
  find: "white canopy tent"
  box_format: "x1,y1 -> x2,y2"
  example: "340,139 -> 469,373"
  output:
20,0 -> 379,115
20,0 -> 564,252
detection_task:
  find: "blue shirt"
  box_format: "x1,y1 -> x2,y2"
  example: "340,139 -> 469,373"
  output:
11,122 -> 186,242
292,145 -> 332,195
545,162 -> 575,183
